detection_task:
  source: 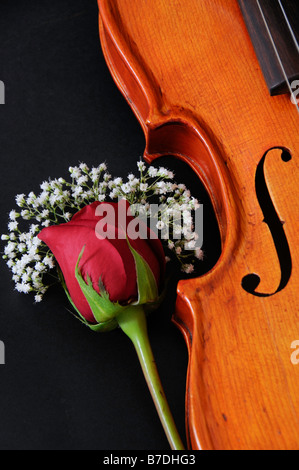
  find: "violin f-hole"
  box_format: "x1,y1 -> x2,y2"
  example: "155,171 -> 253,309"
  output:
242,147 -> 292,297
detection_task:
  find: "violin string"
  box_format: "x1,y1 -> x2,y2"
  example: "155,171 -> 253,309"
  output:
255,0 -> 299,112
278,0 -> 299,54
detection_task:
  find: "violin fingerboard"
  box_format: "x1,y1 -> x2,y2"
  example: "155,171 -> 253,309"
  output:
238,0 -> 299,96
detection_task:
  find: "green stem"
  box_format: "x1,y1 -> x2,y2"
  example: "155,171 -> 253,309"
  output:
117,306 -> 185,450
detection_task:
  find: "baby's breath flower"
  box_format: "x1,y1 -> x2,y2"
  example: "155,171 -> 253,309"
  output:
72,186 -> 83,197
21,273 -> 31,283
30,224 -> 39,234
17,243 -> 26,253
168,240 -> 175,250
77,175 -> 88,185
182,264 -> 194,274
137,161 -> 146,172
16,282 -> 32,294
155,182 -> 167,195
195,248 -> 204,260
130,179 -> 139,188
190,197 -> 200,210
44,255 -> 55,269
90,167 -> 100,181
185,240 -> 196,250
40,209 -> 49,218
21,209 -> 31,220
121,183 -> 131,194
26,192 -> 36,205
148,166 -> 158,177
9,210 -> 19,221
79,163 -> 89,172
109,189 -> 118,200
35,262 -> 46,273
4,242 -> 16,257
15,194 -> 25,207
40,181 -> 51,191
41,220 -> 51,227
140,183 -> 148,192
156,221 -> 165,230
8,221 -> 18,232
34,294 -> 43,303
69,166 -> 81,179
157,167 -> 169,177
31,271 -> 41,283
103,173 -> 111,182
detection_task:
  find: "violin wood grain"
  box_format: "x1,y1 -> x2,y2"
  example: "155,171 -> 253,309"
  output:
97,0 -> 299,450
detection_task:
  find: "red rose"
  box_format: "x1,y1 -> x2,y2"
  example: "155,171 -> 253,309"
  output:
38,200 -> 165,324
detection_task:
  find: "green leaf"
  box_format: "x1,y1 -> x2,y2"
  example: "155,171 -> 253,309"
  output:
126,239 -> 159,305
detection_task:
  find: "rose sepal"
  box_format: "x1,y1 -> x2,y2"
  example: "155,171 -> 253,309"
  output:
126,239 -> 159,305
129,242 -> 167,314
75,246 -> 129,325
58,265 -> 119,332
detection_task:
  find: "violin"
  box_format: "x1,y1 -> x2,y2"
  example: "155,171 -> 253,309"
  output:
97,0 -> 299,450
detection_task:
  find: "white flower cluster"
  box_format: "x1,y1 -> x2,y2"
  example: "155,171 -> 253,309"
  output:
108,161 -> 204,273
1,161 -> 203,303
1,224 -> 54,303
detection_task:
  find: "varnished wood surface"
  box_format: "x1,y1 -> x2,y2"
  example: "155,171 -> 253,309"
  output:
97,0 -> 299,450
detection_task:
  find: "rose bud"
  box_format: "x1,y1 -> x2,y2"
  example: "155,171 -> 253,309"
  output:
38,199 -> 165,331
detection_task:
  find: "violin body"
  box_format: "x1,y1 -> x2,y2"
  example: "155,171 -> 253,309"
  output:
97,0 -> 299,449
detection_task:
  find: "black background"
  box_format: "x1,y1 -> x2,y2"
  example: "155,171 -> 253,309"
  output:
0,0 -> 220,450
